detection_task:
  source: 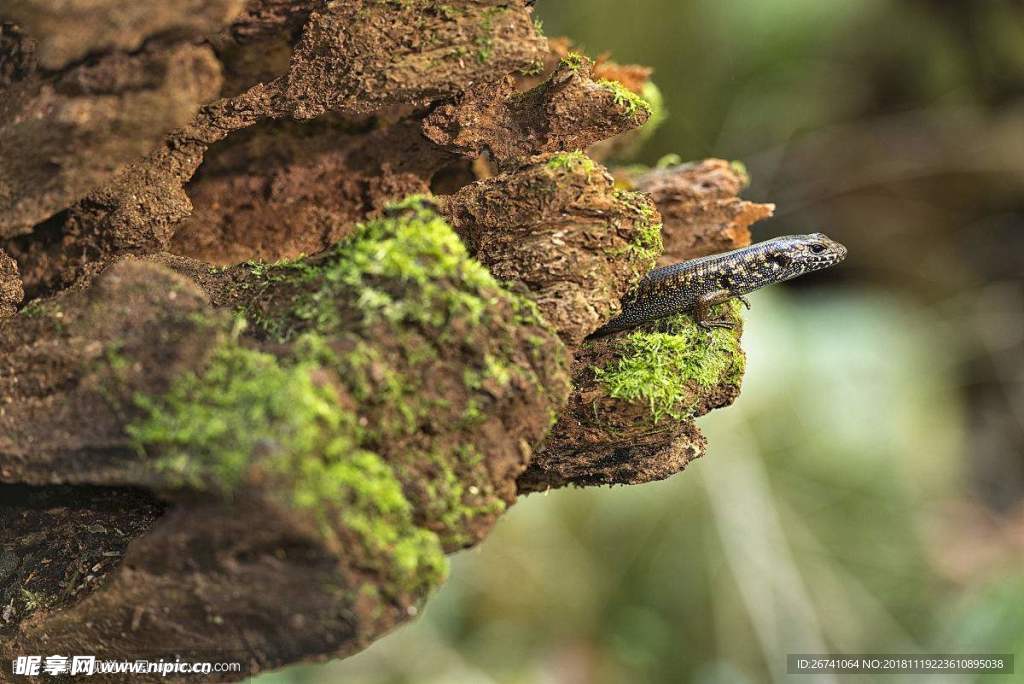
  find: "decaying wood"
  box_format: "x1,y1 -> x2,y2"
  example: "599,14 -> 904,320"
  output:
0,1 -> 773,680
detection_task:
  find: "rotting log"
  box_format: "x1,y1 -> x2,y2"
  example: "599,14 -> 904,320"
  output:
1,1 -> 773,680
628,159 -> 775,264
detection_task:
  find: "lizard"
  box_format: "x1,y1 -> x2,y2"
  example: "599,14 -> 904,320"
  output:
591,233 -> 848,337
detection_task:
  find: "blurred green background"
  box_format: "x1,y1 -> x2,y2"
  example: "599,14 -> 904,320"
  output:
253,1 -> 1024,681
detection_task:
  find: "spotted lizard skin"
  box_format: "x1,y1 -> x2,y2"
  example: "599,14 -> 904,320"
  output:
592,233 -> 847,337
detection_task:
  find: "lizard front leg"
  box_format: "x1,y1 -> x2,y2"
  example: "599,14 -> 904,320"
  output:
694,289 -> 738,330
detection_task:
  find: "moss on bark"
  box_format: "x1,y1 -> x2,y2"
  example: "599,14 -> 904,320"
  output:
594,301 -> 745,423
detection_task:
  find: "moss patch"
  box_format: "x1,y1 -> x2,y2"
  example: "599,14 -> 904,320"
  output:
418,446 -> 507,548
598,78 -> 653,119
560,51 -> 588,73
613,189 -> 664,271
330,333 -> 518,549
190,197 -> 569,548
730,159 -> 751,188
128,343 -> 335,491
546,150 -> 599,177
127,340 -> 446,596
245,197 -> 504,342
475,6 -> 505,63
594,301 -> 745,422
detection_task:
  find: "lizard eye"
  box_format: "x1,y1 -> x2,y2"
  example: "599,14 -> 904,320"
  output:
809,243 -> 826,254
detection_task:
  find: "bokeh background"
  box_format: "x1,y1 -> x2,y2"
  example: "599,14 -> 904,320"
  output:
253,1 -> 1024,681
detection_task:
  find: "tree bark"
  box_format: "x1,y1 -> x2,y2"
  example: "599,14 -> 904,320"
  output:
0,2 -> 771,680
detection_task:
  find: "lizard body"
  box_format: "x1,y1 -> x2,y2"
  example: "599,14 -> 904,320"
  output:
591,233 -> 847,337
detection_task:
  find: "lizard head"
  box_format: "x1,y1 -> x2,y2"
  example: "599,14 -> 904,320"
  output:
748,233 -> 847,287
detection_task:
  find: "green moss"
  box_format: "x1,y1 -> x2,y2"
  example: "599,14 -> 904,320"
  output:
299,449 -> 446,591
730,160 -> 751,188
238,198 -> 561,549
133,196 -> 563,565
546,150 -> 599,176
127,342 -> 446,595
419,444 -> 507,548
594,301 -> 745,423
632,219 -> 664,264
612,189 -> 665,271
19,301 -> 47,318
128,344 -> 323,490
461,396 -> 485,425
475,6 -> 504,63
598,79 -> 653,119
342,340 -> 422,436
336,337 -> 513,548
305,331 -> 506,552
560,52 -> 589,73
455,443 -> 485,467
484,354 -> 512,387
461,353 -> 512,391
20,588 -> 46,611
246,198 -> 503,342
